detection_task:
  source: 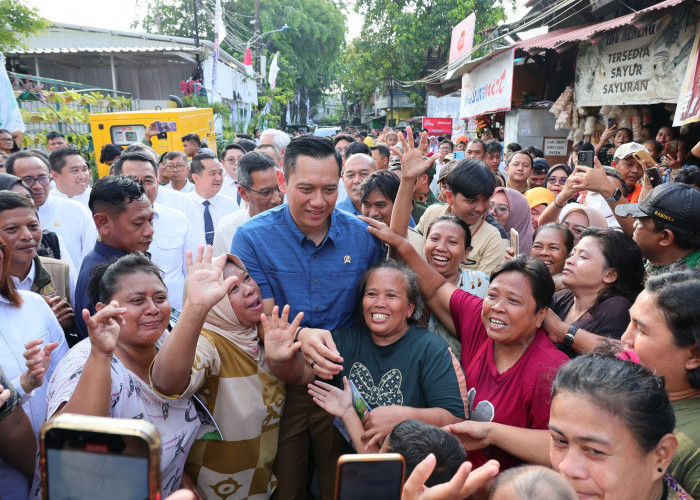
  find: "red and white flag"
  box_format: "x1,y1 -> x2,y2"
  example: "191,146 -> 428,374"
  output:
244,46 -> 254,76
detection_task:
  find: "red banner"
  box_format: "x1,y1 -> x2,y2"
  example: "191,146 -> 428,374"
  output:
422,117 -> 453,135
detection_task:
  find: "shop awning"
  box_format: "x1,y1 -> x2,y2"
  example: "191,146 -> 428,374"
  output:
446,0 -> 696,81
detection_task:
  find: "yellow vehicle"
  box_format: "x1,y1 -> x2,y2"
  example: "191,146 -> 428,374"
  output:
89,107 -> 216,177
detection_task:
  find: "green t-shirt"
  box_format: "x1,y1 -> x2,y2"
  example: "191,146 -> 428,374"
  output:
669,397 -> 700,498
332,325 -> 467,418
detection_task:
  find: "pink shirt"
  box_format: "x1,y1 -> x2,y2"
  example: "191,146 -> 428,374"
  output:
450,289 -> 569,469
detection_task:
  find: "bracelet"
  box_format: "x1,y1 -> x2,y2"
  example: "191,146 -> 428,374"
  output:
553,197 -> 566,209
294,327 -> 305,343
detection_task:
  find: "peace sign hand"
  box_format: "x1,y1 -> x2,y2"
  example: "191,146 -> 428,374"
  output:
393,126 -> 440,180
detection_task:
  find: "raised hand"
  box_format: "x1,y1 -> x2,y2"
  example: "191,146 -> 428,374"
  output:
46,295 -> 75,329
185,245 -> 238,310
446,421 -> 492,452
20,339 -> 59,393
358,215 -> 406,249
401,455 -> 499,500
361,405 -> 405,449
84,301 -> 127,357
308,377 -> 352,418
392,126 -> 440,180
261,305 -> 304,363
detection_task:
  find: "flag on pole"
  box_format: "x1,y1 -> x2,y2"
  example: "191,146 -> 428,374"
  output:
243,46 -> 254,76
212,0 -> 226,100
305,98 -> 310,124
215,0 -> 227,43
285,102 -> 291,125
268,52 -> 280,89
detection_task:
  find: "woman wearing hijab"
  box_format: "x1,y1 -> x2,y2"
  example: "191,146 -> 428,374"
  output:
151,252 -> 285,499
489,187 -> 534,254
557,205 -> 608,245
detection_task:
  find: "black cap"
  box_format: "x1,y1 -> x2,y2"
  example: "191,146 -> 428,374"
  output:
615,182 -> 700,231
532,158 -> 549,174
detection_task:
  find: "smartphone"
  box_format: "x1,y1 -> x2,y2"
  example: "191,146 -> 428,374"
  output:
607,117 -> 617,128
155,121 -> 177,133
664,140 -> 679,158
453,150 -> 465,160
335,453 -> 405,500
632,149 -> 657,169
40,413 -> 161,500
510,228 -> 519,252
646,167 -> 663,188
577,150 -> 594,168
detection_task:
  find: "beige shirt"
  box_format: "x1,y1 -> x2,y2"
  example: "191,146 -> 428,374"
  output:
416,204 -> 507,275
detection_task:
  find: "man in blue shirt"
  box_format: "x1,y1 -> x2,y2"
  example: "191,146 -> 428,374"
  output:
74,175 -> 154,338
232,136 -> 382,499
336,153 -> 376,216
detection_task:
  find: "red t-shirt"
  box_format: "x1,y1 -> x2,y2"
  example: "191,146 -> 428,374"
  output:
450,289 -> 569,470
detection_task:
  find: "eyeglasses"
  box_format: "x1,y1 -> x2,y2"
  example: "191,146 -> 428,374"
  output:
489,203 -> 510,217
547,177 -> 568,186
242,185 -> 281,198
166,164 -> 187,170
22,174 -> 51,187
0,137 -> 13,143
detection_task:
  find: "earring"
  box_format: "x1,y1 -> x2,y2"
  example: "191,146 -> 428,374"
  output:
658,467 -> 663,473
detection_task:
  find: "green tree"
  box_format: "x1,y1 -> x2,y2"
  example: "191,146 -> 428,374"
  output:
134,0 -> 345,123
0,0 -> 49,52
341,0 -> 510,109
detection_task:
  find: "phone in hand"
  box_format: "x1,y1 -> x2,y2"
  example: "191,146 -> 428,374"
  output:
510,228 -> 519,252
40,413 -> 161,500
335,453 -> 405,500
663,140 -> 679,158
453,151 -> 465,160
577,151 -> 594,168
646,167 -> 663,188
155,121 -> 177,133
607,117 -> 618,129
632,149 -> 657,169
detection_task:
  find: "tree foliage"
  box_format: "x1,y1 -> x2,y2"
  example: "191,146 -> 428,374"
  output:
0,0 -> 49,52
134,0 -> 345,109
341,0 -> 510,107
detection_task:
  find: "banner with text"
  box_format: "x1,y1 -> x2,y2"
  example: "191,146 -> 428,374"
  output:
459,49 -> 514,119
422,117 -> 454,135
673,23 -> 700,126
575,8 -> 695,107
449,13 -> 476,64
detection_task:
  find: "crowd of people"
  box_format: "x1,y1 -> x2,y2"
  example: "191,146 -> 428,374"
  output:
0,118 -> 698,500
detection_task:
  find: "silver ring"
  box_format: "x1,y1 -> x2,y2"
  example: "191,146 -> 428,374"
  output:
310,361 -> 317,369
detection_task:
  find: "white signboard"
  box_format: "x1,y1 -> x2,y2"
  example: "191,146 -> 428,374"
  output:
575,8 -> 695,107
544,138 -> 568,157
459,49 -> 514,119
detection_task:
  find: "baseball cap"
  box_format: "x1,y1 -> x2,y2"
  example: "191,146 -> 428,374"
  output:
532,158 -> 550,174
615,182 -> 700,231
613,142 -> 646,161
525,187 -> 555,209
456,135 -> 468,144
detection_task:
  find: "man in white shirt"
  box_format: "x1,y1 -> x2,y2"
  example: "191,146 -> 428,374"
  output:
213,151 -> 284,255
218,143 -> 247,210
161,151 -> 195,193
114,151 -> 195,311
48,147 -> 91,207
5,152 -> 97,269
187,153 -> 237,248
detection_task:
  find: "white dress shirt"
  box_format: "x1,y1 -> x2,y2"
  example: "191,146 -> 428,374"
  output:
156,185 -> 196,217
38,194 -> 98,269
51,186 -> 91,208
0,291 -> 69,500
219,175 -> 246,211
163,180 -> 195,193
213,208 -> 251,256
186,191 -> 238,248
149,202 -> 195,311
12,258 -> 77,306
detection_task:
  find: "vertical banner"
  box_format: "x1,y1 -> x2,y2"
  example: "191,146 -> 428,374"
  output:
674,23 -> 700,126
449,13 -> 476,64
459,49 -> 514,119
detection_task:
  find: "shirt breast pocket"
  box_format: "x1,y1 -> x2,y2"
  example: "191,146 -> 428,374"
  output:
151,236 -> 184,272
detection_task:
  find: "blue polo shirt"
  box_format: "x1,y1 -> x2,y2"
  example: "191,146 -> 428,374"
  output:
337,196 -> 362,216
232,205 -> 383,331
74,241 -> 129,339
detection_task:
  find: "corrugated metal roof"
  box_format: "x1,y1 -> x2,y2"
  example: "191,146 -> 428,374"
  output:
518,0 -> 694,53
13,46 -> 199,55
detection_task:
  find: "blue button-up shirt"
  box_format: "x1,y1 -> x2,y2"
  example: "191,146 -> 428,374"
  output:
74,241 -> 129,339
337,196 -> 362,216
232,205 -> 383,331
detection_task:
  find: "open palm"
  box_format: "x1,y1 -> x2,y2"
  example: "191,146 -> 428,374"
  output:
185,246 -> 237,309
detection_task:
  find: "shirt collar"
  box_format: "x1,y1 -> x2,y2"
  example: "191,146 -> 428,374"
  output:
11,259 -> 36,289
190,190 -> 218,205
281,205 -> 339,246
94,240 -> 130,259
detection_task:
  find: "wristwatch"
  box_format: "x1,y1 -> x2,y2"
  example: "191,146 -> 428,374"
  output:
563,324 -> 579,349
604,188 -> 622,203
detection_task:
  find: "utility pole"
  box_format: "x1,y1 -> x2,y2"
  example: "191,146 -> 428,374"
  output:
389,78 -> 394,128
254,0 -> 261,75
192,0 -> 202,81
